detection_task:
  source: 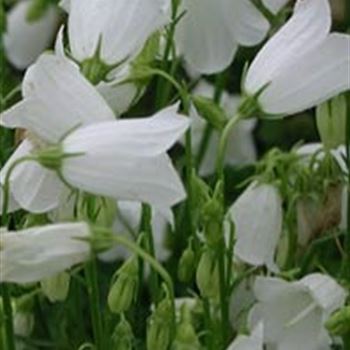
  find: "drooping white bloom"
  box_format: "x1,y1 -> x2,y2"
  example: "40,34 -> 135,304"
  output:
4,0 -> 59,70
188,81 -> 256,176
249,274 -> 348,350
226,322 -> 263,350
0,53 -> 189,212
60,106 -> 188,207
62,0 -> 170,65
244,0 -> 350,116
175,0 -> 289,74
0,53 -> 114,213
0,223 -> 90,283
226,182 -> 283,271
99,201 -> 173,262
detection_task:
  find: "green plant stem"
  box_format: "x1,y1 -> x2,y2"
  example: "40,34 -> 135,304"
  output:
84,257 -> 104,350
216,113 -> 242,180
141,204 -> 160,302
155,0 -> 179,109
203,298 -> 214,350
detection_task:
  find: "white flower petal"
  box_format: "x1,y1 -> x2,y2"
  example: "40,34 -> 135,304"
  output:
262,0 -> 290,14
68,0 -> 170,64
227,322 -> 263,350
245,0 -> 331,94
228,0 -> 270,46
0,140 -> 64,213
1,54 -> 115,143
0,187 -> 20,214
4,1 -> 59,70
0,223 -> 90,283
228,182 -> 282,269
298,273 -> 348,315
260,33 -> 350,115
62,146 -> 186,207
175,0 -> 238,74
62,104 -> 189,158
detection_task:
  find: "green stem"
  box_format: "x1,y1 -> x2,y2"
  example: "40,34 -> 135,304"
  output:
85,257 -> 104,350
1,285 -> 15,350
203,298 -> 214,350
141,204 -> 160,302
216,113 -> 243,180
155,0 -> 179,109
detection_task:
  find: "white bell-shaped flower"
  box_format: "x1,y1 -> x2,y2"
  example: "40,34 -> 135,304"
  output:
227,322 -> 263,350
0,222 -> 91,284
4,0 -> 59,69
0,53 -> 189,213
63,0 -> 170,65
244,0 -> 350,116
226,182 -> 283,271
249,274 -> 348,350
175,0 -> 289,74
188,81 -> 257,176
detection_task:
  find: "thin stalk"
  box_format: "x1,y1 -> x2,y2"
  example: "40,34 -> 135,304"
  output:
84,258 -> 104,350
155,0 -> 179,109
203,298 -> 214,350
216,113 -> 242,180
217,240 -> 229,347
141,204 -> 160,302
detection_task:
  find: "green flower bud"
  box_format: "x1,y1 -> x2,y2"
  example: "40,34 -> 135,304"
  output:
178,244 -> 195,283
325,306 -> 350,336
111,316 -> 134,350
108,257 -> 139,314
171,305 -> 201,350
192,95 -> 228,131
196,249 -> 220,299
40,272 -> 70,303
26,0 -> 50,22
147,297 -> 173,350
316,94 -> 346,150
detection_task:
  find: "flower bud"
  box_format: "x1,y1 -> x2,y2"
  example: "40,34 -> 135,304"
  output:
111,316 -> 134,350
192,95 -> 228,131
171,305 -> 201,350
108,256 -> 139,314
178,244 -> 196,283
147,297 -> 173,350
325,306 -> 350,336
40,272 -> 70,303
316,94 -> 347,150
196,248 -> 220,299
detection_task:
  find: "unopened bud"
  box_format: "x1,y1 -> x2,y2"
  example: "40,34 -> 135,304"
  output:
41,272 -> 70,303
316,94 -> 347,150
111,316 -> 134,350
171,305 -> 200,350
325,306 -> 350,336
192,95 -> 228,131
196,249 -> 220,299
147,297 -> 173,350
178,244 -> 195,283
108,256 -> 139,313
